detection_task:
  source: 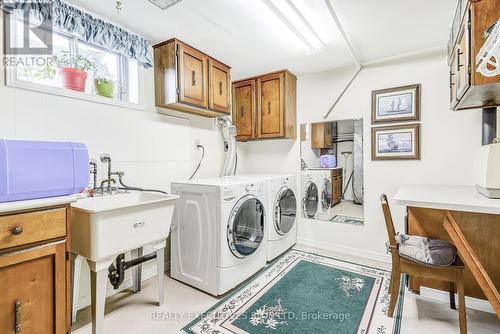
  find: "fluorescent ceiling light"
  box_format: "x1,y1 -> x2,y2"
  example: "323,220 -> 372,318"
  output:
263,0 -> 325,55
148,0 -> 183,10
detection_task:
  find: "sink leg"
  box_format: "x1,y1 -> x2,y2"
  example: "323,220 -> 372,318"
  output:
131,247 -> 143,293
89,265 -> 108,334
156,248 -> 165,306
71,254 -> 83,324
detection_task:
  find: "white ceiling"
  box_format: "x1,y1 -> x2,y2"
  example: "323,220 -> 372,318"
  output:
69,0 -> 457,79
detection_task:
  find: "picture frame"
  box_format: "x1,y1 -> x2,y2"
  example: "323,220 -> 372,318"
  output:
371,124 -> 420,160
371,84 -> 421,124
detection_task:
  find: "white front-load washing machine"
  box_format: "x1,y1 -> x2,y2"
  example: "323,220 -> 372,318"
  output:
313,170 -> 333,221
236,174 -> 298,261
301,170 -> 319,219
170,177 -> 268,296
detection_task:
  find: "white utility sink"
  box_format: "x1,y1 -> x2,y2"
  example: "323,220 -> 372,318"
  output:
71,191 -> 178,262
70,191 -> 178,334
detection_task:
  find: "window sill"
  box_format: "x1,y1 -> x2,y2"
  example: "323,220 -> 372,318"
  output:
6,78 -> 146,111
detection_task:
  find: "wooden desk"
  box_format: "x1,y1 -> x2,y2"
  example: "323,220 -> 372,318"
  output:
394,185 -> 500,300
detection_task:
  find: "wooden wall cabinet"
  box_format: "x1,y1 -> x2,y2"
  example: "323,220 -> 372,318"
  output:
311,122 -> 334,149
232,70 -> 296,141
0,206 -> 71,334
154,39 -> 231,117
448,0 -> 500,110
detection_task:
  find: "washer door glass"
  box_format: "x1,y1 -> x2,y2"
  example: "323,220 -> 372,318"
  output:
304,182 -> 318,218
274,188 -> 297,235
229,197 -> 265,257
322,179 -> 332,210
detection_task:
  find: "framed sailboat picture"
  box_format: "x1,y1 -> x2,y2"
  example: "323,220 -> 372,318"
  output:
371,124 -> 420,160
371,84 -> 421,124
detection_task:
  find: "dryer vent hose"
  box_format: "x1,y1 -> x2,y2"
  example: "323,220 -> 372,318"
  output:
217,117 -> 237,176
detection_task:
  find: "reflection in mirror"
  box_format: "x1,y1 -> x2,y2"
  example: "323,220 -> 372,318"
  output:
300,119 -> 364,225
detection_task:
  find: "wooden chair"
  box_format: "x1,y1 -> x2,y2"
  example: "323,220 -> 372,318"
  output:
380,194 -> 467,334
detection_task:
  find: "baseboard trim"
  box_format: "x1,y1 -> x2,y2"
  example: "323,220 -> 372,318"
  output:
420,286 -> 495,314
77,260 -> 170,310
297,238 -> 391,264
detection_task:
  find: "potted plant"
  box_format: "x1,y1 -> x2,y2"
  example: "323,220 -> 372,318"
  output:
94,77 -> 115,98
54,53 -> 95,92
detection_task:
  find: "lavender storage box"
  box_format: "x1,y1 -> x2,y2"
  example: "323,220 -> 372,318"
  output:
320,154 -> 336,168
0,139 -> 89,202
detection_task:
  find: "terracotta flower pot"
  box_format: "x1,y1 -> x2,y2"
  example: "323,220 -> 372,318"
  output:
59,67 -> 88,92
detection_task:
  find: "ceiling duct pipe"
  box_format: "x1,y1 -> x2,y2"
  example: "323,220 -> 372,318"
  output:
322,0 -> 362,120
482,107 -> 498,145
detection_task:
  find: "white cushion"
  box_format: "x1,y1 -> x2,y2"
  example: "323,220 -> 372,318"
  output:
395,234 -> 457,266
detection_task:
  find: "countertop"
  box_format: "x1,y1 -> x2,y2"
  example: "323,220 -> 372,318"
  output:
0,194 -> 78,214
307,167 -> 343,171
394,184 -> 500,215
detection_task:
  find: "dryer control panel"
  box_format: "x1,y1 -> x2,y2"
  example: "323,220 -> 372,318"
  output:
222,182 -> 265,201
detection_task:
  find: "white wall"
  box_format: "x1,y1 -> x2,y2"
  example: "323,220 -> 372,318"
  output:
0,12 -> 232,308
240,51 -> 483,260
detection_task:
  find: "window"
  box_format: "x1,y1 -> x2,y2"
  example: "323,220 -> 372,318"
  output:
6,12 -> 142,107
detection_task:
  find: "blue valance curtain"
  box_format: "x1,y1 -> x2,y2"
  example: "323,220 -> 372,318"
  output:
2,0 -> 153,68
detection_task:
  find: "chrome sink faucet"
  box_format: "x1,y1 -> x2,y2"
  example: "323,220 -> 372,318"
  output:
96,153 -> 125,195
100,153 -> 122,194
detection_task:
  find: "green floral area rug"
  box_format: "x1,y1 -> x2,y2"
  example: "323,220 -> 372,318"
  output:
182,250 -> 404,334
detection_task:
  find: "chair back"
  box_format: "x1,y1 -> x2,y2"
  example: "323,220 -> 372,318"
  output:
380,194 -> 398,253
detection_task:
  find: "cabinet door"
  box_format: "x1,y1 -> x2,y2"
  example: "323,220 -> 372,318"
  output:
209,59 -> 230,113
455,13 -> 470,100
233,80 -> 255,141
333,176 -> 343,204
257,73 -> 284,138
311,123 -> 325,148
177,43 -> 209,108
0,242 -> 66,334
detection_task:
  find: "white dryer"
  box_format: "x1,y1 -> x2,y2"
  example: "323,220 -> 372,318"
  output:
266,175 -> 298,261
313,170 -> 333,221
301,170 -> 319,219
236,174 -> 298,261
170,177 -> 268,296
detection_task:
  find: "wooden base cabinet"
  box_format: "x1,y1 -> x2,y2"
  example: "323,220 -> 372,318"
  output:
332,169 -> 343,206
0,206 -> 72,334
154,39 -> 231,117
448,0 -> 500,110
232,70 -> 296,141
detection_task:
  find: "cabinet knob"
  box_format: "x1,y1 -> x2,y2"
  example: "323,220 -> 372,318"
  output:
11,226 -> 23,235
219,82 -> 223,95
268,102 -> 271,114
191,70 -> 196,86
241,106 -> 244,117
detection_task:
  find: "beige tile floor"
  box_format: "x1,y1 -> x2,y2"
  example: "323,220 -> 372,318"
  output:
331,200 -> 364,219
73,245 -> 500,334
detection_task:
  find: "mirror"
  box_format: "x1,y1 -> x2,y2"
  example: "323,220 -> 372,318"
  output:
300,119 -> 364,225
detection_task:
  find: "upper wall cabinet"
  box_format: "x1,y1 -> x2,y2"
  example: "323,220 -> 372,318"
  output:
448,0 -> 500,110
154,39 -> 231,117
232,70 -> 297,141
311,122 -> 334,149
